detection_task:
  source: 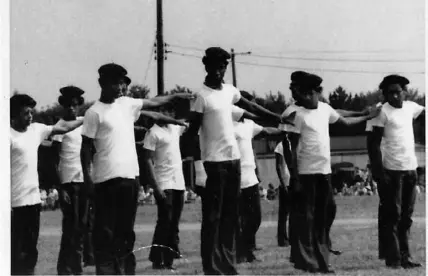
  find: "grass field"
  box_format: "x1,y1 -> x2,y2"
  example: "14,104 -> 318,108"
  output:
37,194 -> 426,275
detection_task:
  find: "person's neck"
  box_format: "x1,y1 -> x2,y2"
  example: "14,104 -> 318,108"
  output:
99,91 -> 117,104
11,121 -> 28,132
204,76 -> 223,90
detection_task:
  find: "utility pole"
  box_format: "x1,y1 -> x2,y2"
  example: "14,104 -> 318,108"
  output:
230,48 -> 252,87
156,0 -> 164,95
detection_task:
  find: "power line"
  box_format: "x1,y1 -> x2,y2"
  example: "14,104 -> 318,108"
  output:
249,53 -> 424,63
168,51 -> 425,75
166,43 -> 205,52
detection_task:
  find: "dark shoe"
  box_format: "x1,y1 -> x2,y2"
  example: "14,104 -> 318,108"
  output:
329,249 -> 342,256
386,262 -> 402,269
318,268 -> 335,274
152,263 -> 164,270
402,261 -> 422,269
164,265 -> 177,271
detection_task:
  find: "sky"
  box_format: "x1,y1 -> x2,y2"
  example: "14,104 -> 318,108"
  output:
10,0 -> 426,108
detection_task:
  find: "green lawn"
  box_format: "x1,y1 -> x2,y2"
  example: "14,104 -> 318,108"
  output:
37,194 -> 426,275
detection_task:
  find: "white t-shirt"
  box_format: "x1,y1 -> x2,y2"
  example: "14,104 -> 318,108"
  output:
191,84 -> 242,162
278,104 -> 302,133
143,124 -> 186,191
11,123 -> 53,207
274,142 -> 290,187
81,97 -> 143,184
234,119 -> 263,189
372,101 -> 424,171
53,118 -> 84,184
365,103 -> 383,132
293,102 -> 340,175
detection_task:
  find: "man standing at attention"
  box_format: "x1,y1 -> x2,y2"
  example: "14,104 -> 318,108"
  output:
286,71 -> 379,273
11,94 -> 83,275
80,63 -> 193,275
371,75 -> 424,269
187,47 -> 289,275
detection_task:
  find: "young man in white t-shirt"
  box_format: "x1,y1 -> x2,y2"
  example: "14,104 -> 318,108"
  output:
187,47 -> 292,275
80,63 -> 192,274
141,105 -> 188,270
234,114 -> 290,264
372,75 -> 424,269
286,72 -> 380,273
51,86 -> 92,274
10,94 -> 83,275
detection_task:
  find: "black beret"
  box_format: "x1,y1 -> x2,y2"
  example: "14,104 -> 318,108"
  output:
124,75 -> 131,86
59,86 -> 85,98
203,47 -> 231,64
98,63 -> 130,82
379,75 -> 409,90
291,71 -> 322,89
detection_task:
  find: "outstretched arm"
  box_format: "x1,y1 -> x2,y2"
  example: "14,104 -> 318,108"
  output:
235,97 -> 282,124
51,118 -> 83,136
139,110 -> 187,127
142,93 -> 195,109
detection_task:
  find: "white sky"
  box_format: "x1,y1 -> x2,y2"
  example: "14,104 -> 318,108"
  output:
10,0 -> 426,108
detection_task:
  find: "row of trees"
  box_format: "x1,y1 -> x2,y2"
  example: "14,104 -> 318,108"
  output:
20,84 -> 425,142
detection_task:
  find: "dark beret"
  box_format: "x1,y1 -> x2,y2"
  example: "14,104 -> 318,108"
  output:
202,47 -> 231,65
291,71 -> 322,89
59,86 -> 85,98
379,75 -> 409,90
98,63 -> 129,82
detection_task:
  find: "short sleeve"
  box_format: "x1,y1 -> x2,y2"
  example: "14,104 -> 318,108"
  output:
231,87 -> 241,104
231,105 -> 244,121
293,113 -> 303,134
252,122 -> 263,137
142,129 -> 158,151
81,109 -> 100,139
35,123 -> 54,143
191,94 -> 205,114
127,97 -> 144,122
274,142 -> 283,156
408,101 -> 425,119
372,109 -> 387,128
327,104 -> 340,124
52,134 -> 64,142
278,106 -> 299,133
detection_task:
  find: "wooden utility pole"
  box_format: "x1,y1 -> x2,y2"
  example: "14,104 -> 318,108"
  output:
230,48 -> 251,87
156,0 -> 164,95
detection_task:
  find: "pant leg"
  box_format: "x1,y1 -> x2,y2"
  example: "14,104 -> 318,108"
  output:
171,190 -> 185,259
326,185 -> 337,250
241,184 -> 261,254
202,160 -> 240,275
376,176 -> 387,259
11,204 -> 41,275
294,174 -> 330,271
383,170 -> 403,265
83,200 -> 95,264
115,178 -> 139,275
277,185 -> 289,246
398,170 -> 417,262
93,179 -> 120,275
237,186 -> 249,260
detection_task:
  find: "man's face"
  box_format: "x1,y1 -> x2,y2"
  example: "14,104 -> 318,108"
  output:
205,61 -> 228,83
385,83 -> 404,108
104,78 -> 127,99
65,97 -> 80,118
18,106 -> 34,127
300,87 -> 320,109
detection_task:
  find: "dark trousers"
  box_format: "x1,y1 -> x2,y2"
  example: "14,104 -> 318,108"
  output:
383,170 -> 417,265
294,174 -> 331,271
326,190 -> 337,251
277,185 -> 290,246
93,178 -> 139,275
201,160 -> 241,275
149,189 -> 185,266
84,200 -> 95,264
57,183 -> 88,275
11,204 -> 41,275
237,184 -> 262,259
376,177 -> 387,259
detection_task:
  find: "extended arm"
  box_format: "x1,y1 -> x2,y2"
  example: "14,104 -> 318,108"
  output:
51,118 -> 83,136
235,97 -> 282,124
142,93 -> 194,109
139,110 -> 187,127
